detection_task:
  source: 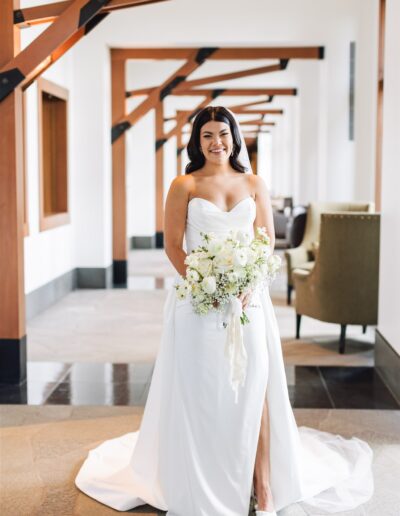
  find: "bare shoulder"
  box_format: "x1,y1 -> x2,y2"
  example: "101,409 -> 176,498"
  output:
169,174 -> 195,197
247,174 -> 269,195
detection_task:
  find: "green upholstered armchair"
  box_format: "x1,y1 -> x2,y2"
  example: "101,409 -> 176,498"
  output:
293,212 -> 380,354
284,201 -> 374,305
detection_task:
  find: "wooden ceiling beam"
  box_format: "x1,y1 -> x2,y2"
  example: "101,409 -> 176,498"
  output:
111,46 -> 324,61
14,0 -> 168,28
227,98 -> 272,110
112,47 -> 219,142
2,0 -> 161,101
166,88 -> 297,96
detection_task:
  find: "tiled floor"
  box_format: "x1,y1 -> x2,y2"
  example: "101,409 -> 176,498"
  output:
1,361 -> 398,409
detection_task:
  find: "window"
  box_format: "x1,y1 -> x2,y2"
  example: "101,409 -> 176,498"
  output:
38,78 -> 70,231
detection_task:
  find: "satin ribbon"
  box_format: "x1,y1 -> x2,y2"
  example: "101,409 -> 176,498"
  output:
223,297 -> 248,403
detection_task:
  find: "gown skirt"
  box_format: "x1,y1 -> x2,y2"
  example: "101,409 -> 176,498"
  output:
75,197 -> 373,515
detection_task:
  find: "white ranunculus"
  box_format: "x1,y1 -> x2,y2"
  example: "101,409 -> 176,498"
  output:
233,248 -> 248,267
201,276 -> 217,294
187,269 -> 200,282
237,230 -> 251,246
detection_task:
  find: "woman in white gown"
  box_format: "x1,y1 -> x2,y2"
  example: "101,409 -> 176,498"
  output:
75,107 -> 373,515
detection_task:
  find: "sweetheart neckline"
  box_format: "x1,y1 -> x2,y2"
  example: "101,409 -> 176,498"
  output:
188,196 -> 255,214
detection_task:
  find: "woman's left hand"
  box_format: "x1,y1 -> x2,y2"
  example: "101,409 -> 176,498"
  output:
238,291 -> 252,311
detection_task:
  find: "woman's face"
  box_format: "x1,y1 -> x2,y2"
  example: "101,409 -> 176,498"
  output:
199,120 -> 234,165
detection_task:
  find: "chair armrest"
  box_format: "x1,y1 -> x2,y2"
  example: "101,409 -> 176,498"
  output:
285,246 -> 308,270
292,268 -> 310,282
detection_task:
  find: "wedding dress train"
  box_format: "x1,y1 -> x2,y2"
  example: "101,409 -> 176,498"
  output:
75,196 -> 373,515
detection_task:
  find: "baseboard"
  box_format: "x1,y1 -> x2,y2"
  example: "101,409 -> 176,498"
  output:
129,236 -> 155,249
26,266 -> 112,321
76,265 -> 113,289
26,269 -> 77,320
375,329 -> 400,404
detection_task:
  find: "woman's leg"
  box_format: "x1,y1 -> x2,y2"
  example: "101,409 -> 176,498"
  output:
253,398 -> 274,511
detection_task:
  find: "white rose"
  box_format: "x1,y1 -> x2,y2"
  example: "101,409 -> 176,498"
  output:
201,276 -> 217,294
187,269 -> 200,282
233,248 -> 248,267
208,239 -> 224,256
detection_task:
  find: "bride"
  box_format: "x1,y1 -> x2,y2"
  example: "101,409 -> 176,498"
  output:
75,106 -> 374,515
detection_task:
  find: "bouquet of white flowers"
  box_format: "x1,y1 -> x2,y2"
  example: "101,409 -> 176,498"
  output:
175,226 -> 281,323
175,227 -> 281,403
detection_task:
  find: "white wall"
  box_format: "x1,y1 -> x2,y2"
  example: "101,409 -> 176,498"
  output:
378,0 -> 400,354
21,0 -> 380,292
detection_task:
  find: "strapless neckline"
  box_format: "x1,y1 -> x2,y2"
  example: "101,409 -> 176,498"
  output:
188,196 -> 255,214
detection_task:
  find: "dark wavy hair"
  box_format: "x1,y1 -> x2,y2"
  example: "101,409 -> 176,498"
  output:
185,106 -> 247,174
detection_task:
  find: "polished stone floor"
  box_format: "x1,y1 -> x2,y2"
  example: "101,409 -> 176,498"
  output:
1,405 -> 399,516
0,361 -> 398,409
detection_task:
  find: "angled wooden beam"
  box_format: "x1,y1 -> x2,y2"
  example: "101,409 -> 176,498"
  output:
111,46 -> 325,61
165,88 -> 297,97
14,0 -> 169,28
112,47 -> 219,142
0,0 -> 26,383
126,86 -> 156,97
173,60 -> 288,90
1,0 -> 112,101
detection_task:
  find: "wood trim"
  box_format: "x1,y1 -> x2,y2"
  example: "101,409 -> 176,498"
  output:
37,77 -> 70,232
111,57 -> 127,261
111,46 -> 324,61
0,0 -> 25,339
162,88 -> 297,96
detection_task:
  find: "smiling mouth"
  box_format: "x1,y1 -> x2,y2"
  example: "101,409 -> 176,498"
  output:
209,148 -> 226,154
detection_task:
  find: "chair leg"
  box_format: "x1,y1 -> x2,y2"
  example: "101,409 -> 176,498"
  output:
362,325 -> 367,334
296,314 -> 302,339
339,324 -> 347,354
287,284 -> 293,305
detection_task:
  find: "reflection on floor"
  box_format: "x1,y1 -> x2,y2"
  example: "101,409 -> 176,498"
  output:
0,361 -> 398,409
1,405 -> 399,516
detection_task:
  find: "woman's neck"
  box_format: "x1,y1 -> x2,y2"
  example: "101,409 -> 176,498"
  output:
200,162 -> 234,176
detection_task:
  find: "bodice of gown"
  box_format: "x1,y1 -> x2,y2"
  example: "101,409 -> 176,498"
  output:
185,196 -> 256,253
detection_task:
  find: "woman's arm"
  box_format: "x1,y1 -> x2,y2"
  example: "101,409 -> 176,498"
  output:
252,175 -> 275,251
164,176 -> 192,277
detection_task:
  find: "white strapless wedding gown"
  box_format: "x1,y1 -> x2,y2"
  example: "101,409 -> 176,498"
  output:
75,197 -> 373,515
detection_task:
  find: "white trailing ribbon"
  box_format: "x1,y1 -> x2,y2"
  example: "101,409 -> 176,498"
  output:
223,297 -> 248,403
